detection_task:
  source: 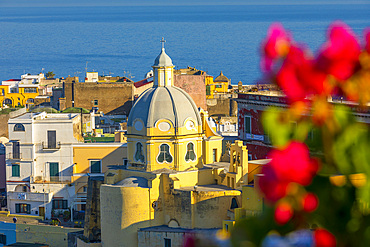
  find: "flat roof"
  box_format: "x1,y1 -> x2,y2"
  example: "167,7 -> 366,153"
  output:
139,225 -> 219,233
178,184 -> 238,192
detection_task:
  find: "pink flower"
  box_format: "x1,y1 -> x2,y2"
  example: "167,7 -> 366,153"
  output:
317,21 -> 361,81
258,142 -> 319,202
302,192 -> 319,213
276,46 -> 327,103
314,228 -> 337,247
269,142 -> 319,186
261,23 -> 291,72
365,28 -> 370,54
274,201 -> 293,225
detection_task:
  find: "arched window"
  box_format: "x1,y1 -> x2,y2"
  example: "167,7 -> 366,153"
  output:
185,142 -> 196,162
135,142 -> 145,163
230,197 -> 239,209
157,144 -> 173,164
14,123 -> 25,132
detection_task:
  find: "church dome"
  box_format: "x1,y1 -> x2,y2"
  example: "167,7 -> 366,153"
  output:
153,48 -> 173,67
127,86 -> 201,129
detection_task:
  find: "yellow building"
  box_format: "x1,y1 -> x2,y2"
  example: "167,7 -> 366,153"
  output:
99,45 -> 262,247
0,84 -> 38,108
72,142 -> 127,211
206,71 -> 230,99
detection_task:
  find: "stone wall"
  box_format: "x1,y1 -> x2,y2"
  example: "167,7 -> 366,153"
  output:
206,97 -> 237,117
174,74 -> 207,110
64,81 -> 134,115
0,115 -> 9,138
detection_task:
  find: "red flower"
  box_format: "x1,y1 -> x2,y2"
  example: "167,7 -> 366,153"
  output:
274,201 -> 293,225
258,165 -> 289,202
269,142 -> 319,186
258,142 -> 319,202
317,21 -> 361,81
365,28 -> 370,54
277,45 -> 329,103
261,23 -> 291,72
314,228 -> 337,247
302,192 -> 319,213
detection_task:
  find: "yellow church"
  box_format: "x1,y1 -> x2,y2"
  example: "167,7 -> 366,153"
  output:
99,43 -> 263,247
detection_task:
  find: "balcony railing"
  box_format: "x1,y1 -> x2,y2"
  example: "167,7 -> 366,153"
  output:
7,191 -> 51,202
41,141 -> 61,150
32,175 -> 72,184
7,152 -> 22,160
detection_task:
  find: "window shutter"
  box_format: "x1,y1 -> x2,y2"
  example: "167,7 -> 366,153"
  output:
15,204 -> 20,213
26,204 -> 31,214
47,130 -> 56,149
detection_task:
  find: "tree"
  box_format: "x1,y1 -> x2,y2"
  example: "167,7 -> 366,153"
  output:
45,71 -> 55,79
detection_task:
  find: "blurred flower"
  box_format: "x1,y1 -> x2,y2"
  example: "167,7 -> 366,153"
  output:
316,21 -> 361,81
313,228 -> 336,247
274,201 -> 294,225
258,165 -> 289,202
364,28 -> 370,54
301,192 -> 319,213
261,23 -> 291,72
269,142 -> 319,186
259,142 -> 319,203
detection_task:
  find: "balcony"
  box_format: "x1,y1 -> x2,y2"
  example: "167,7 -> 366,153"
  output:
7,191 -> 52,202
32,175 -> 71,184
41,141 -> 61,150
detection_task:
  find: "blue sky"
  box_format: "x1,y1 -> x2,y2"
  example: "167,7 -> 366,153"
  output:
1,0 -> 369,7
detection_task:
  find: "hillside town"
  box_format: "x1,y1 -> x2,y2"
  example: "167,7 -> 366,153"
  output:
0,39 -> 369,247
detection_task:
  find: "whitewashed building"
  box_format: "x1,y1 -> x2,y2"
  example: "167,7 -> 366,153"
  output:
5,112 -> 82,219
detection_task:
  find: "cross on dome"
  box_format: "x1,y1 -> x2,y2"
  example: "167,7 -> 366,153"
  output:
161,37 -> 166,49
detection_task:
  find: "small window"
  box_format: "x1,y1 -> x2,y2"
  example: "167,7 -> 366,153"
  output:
185,142 -> 196,162
94,100 -> 98,106
83,186 -> 88,193
24,88 -> 37,93
90,160 -> 102,173
47,130 -> 57,149
245,116 -> 251,134
52,199 -> 68,209
123,159 -> 128,167
14,123 -> 25,132
213,149 -> 217,163
135,142 -> 145,163
157,144 -> 173,164
164,238 -> 171,247
230,197 -> 239,209
12,141 -> 20,159
15,203 -> 31,214
12,164 -> 20,177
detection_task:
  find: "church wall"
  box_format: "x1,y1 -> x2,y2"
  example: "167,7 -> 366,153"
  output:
202,138 -> 223,165
100,185 -> 151,247
191,190 -> 241,228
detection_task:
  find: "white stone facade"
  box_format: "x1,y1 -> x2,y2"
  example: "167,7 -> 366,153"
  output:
5,112 -> 81,219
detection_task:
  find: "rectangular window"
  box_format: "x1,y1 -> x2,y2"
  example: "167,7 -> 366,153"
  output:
24,88 -> 37,93
47,130 -> 56,149
206,85 -> 211,95
12,164 -> 20,177
15,203 -> 31,214
12,141 -> 20,159
213,149 -> 217,163
164,238 -> 171,247
90,160 -> 102,173
52,199 -> 68,209
93,100 -> 98,106
50,162 -> 59,182
245,116 -> 251,134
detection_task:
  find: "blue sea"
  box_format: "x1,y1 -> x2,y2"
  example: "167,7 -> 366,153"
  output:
0,4 -> 369,84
